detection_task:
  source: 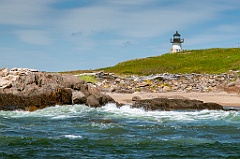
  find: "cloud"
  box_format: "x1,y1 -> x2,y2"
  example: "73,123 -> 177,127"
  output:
58,0 -> 234,40
0,0 -> 56,26
53,0 -> 240,58
0,0 -> 58,45
1,0 -> 238,45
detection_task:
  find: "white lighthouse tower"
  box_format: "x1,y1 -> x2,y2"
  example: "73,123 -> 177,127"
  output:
170,31 -> 184,53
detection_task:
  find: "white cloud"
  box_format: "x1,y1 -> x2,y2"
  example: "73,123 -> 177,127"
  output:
0,0 -> 56,26
58,0 -> 233,39
1,0 -> 238,45
0,0 -> 58,45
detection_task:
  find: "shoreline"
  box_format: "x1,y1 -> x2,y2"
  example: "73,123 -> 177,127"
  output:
106,91 -> 240,109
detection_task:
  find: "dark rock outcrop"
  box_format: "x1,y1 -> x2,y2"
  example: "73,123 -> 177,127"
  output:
0,68 -> 116,111
132,98 -> 223,111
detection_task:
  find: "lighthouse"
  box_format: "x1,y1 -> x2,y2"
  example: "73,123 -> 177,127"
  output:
170,31 -> 184,53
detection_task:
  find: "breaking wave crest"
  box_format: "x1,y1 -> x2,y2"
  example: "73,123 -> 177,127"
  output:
0,103 -> 239,123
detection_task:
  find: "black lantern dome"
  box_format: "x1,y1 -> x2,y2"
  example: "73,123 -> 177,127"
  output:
174,31 -> 180,37
171,31 -> 184,43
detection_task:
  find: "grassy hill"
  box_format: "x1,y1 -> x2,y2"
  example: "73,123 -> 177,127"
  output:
97,48 -> 240,75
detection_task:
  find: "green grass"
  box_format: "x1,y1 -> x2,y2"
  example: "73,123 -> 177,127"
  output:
78,75 -> 98,83
97,48 -> 240,75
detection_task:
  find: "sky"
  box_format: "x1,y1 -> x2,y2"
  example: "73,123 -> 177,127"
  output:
0,0 -> 239,72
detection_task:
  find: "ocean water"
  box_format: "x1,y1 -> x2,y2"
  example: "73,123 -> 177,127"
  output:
0,104 -> 239,159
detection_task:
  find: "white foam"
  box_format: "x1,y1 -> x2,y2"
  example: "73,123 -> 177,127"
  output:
0,104 -> 91,118
64,135 -> 82,139
0,103 -> 239,123
51,115 -> 73,119
98,103 -> 240,123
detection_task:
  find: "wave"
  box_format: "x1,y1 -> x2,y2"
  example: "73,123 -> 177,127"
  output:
0,103 -> 239,123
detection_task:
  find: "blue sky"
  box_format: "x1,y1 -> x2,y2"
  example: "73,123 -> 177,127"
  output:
0,0 -> 239,72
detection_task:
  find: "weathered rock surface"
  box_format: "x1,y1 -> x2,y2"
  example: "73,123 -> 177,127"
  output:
0,68 -> 116,111
92,71 -> 240,94
132,98 -> 224,111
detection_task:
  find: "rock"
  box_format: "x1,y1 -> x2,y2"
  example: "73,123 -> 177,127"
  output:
0,68 -> 9,77
60,88 -> 72,104
224,86 -> 240,94
10,67 -> 18,71
226,82 -> 236,87
86,94 -> 100,107
87,83 -> 101,96
163,86 -> 172,92
0,68 -> 117,111
72,91 -> 87,104
29,68 -> 38,72
0,78 -> 12,88
114,78 -> 121,83
0,87 -> 72,111
137,82 -> 149,87
61,74 -> 85,90
99,94 -> 116,105
96,72 -> 240,94
131,98 -> 223,111
132,96 -> 141,102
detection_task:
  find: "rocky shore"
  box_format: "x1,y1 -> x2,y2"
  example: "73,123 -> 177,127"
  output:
1,68 -> 240,111
82,71 -> 240,110
93,71 -> 240,94
0,68 -> 115,111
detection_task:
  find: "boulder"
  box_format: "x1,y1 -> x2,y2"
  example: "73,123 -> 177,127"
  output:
0,68 -> 117,111
0,68 -> 9,77
87,83 -> 101,97
98,94 -> 116,105
226,82 -> 236,87
72,91 -> 87,104
86,94 -> 100,107
0,87 -> 72,111
132,98 -> 223,111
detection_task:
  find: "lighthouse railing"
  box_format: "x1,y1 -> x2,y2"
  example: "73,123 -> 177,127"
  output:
170,38 -> 184,43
